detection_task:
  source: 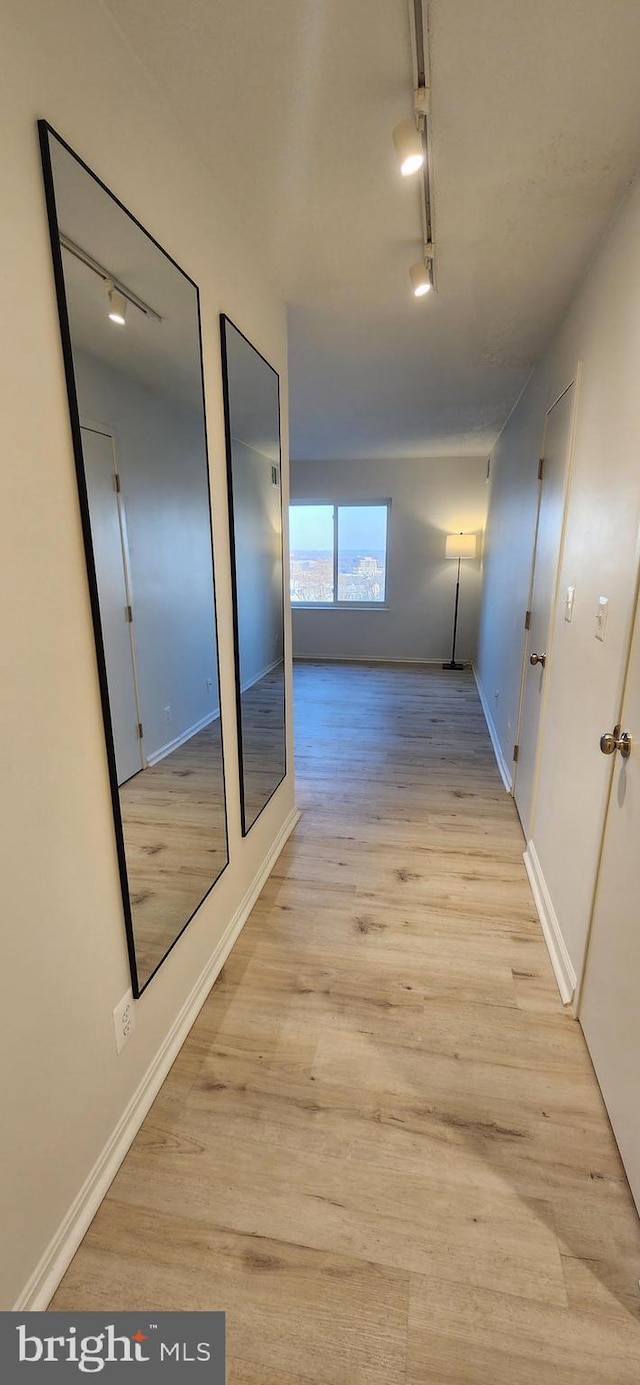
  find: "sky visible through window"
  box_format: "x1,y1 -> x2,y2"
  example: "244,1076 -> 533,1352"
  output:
290,503 -> 388,604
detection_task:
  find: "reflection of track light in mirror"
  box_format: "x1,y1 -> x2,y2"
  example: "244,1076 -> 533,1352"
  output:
60,235 -> 162,322
107,284 -> 127,325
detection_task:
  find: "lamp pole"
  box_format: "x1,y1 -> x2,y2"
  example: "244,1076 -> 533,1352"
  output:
443,555 -> 464,671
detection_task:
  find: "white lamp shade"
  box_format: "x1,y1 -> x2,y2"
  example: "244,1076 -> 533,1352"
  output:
445,532 -> 477,560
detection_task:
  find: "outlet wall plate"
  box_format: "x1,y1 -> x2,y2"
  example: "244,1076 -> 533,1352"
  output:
113,989 -> 136,1054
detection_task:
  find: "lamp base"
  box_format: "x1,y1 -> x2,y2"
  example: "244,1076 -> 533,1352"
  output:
442,660 -> 465,671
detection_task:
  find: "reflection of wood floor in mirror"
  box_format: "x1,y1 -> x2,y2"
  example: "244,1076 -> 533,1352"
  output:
52,664 -> 640,1383
240,662 -> 286,828
120,721 -> 227,987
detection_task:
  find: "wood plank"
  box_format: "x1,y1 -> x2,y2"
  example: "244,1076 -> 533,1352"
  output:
50,663 -> 640,1379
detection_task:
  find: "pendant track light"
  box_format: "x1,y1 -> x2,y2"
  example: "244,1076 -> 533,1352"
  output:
393,3 -> 437,297
392,117 -> 425,177
107,284 -> 127,325
410,258 -> 432,298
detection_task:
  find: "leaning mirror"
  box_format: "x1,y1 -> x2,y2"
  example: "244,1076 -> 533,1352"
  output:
220,317 -> 286,834
39,123 -> 229,994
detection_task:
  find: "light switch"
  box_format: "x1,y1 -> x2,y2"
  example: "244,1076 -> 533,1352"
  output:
564,586 -> 575,623
595,596 -> 608,642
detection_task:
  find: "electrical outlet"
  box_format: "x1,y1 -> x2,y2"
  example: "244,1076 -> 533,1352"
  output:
206,678 -> 213,693
113,989 -> 136,1054
164,705 -> 172,724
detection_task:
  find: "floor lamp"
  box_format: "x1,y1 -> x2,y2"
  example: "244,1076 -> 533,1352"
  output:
443,532 -> 477,670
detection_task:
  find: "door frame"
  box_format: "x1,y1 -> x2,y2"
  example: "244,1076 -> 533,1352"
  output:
511,367 -> 582,823
80,418 -> 145,774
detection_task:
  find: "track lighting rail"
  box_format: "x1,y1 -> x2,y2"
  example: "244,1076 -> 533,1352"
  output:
59,232 -> 162,321
412,0 -> 434,258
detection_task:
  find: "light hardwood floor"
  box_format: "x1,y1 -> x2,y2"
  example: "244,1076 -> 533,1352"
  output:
52,663 -> 640,1382
120,721 -> 227,987
239,660 -> 286,829
122,663 -> 285,985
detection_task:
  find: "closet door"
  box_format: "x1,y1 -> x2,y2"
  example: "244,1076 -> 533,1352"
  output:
580,580 -> 640,1210
514,381 -> 576,836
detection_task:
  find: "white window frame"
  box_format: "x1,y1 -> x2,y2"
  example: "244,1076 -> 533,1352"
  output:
289,499 -> 391,609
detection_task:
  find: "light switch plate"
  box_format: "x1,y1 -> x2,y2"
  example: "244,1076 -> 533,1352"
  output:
595,596 -> 608,642
564,586 -> 575,622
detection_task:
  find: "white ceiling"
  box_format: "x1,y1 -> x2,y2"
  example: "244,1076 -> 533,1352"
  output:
102,0 -> 640,461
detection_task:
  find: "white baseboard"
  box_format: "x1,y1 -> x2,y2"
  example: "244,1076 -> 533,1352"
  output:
241,656 -> 283,695
472,666 -> 513,793
13,805 -> 302,1312
523,840 -> 577,1006
293,655 -> 469,667
146,708 -> 219,767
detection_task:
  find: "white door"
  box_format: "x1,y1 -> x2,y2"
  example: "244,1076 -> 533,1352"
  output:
514,381 -> 577,835
81,426 -> 143,785
580,577 -> 640,1210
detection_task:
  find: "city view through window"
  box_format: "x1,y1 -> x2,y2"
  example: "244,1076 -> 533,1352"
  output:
290,503 -> 388,604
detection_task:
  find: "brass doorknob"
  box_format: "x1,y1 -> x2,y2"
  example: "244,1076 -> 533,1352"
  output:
530,652 -> 546,667
600,725 -> 632,758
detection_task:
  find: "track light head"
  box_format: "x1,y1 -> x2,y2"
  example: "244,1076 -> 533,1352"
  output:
410,260 -> 432,297
107,284 -> 127,325
392,118 -> 425,177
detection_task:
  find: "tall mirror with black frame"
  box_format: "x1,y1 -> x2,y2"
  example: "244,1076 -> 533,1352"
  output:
220,316 -> 286,834
39,123 -> 229,995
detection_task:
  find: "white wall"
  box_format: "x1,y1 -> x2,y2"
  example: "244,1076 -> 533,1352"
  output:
76,350 -> 219,760
291,457 -> 487,663
0,0 -> 294,1311
477,168 -> 640,991
232,439 -> 284,690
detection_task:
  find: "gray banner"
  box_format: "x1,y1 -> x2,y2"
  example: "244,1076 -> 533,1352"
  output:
0,1312 -> 225,1382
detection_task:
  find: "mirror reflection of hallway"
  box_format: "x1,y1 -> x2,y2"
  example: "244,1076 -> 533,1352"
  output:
81,423 -> 228,983
41,125 -> 229,992
221,316 -> 287,833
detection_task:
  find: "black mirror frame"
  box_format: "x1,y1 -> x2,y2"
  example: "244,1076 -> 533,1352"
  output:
38,119 -> 229,997
219,314 -> 287,836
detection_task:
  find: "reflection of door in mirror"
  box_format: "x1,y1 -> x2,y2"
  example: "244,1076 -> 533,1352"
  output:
39,123 -> 229,994
81,425 -> 143,784
221,316 -> 287,834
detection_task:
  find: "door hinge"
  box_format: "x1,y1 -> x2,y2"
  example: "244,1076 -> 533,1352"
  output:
113,472 -> 121,492
125,604 -> 133,623
538,457 -> 544,481
513,744 -> 519,762
524,610 -> 531,630
137,722 -> 144,739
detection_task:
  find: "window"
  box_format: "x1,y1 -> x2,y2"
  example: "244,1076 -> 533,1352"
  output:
290,502 -> 389,606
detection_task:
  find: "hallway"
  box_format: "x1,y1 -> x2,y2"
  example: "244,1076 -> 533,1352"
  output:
51,664 -> 640,1380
